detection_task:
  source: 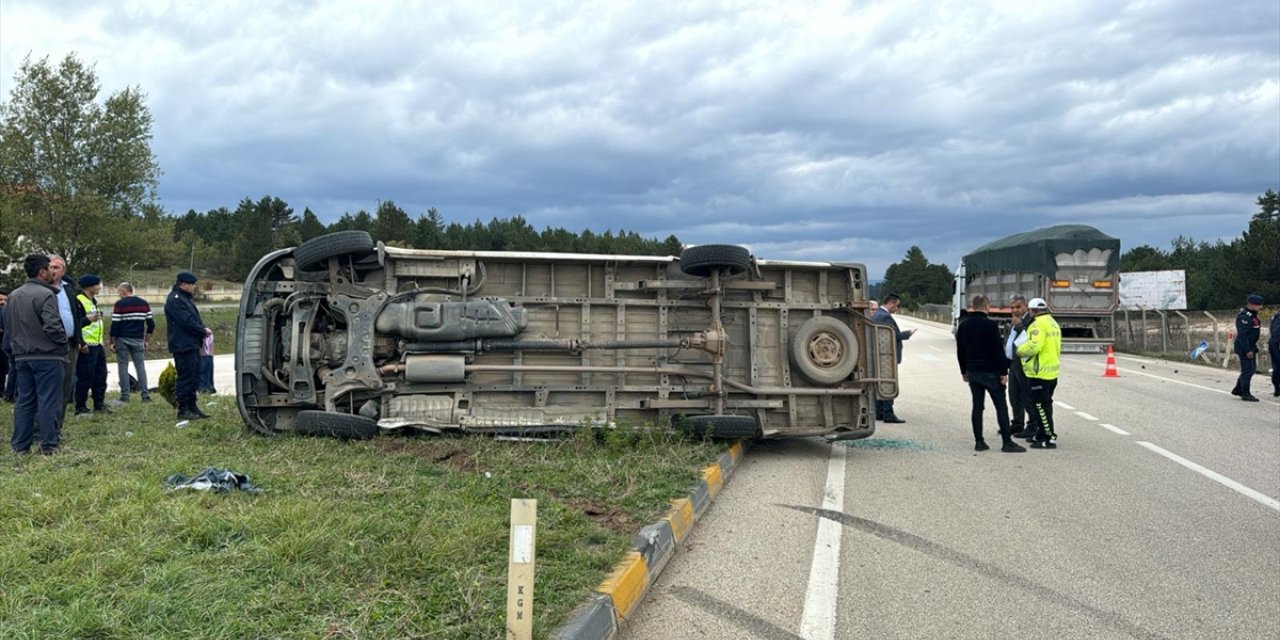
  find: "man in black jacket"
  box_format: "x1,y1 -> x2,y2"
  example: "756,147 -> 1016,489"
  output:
166,271 -> 211,420
956,295 -> 1025,453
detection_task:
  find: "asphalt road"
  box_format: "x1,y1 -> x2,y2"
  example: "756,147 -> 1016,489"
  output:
103,353 -> 236,402
621,317 -> 1280,640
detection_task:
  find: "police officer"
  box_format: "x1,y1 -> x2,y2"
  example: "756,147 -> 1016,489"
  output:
165,271 -> 211,420
1016,297 -> 1062,448
73,274 -> 110,415
1230,294 -> 1264,402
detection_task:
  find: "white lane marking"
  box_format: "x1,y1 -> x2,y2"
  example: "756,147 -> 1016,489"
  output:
1074,411 -> 1098,421
800,444 -> 846,639
1071,359 -> 1280,407
1055,401 -> 1076,410
916,353 -> 941,362
1099,423 -> 1130,436
1082,361 -> 1229,395
1136,442 -> 1280,512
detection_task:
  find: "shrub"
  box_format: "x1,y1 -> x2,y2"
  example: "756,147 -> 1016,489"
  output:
158,362 -> 178,408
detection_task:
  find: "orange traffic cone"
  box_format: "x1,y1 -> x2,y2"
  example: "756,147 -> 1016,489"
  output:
1102,345 -> 1120,378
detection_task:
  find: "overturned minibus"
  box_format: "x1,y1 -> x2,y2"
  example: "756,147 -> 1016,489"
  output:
234,231 -> 899,440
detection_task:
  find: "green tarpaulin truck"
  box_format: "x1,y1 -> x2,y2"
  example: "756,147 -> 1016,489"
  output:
951,224 -> 1120,353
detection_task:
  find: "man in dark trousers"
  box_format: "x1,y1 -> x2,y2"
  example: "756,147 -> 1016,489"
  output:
73,274 -> 110,415
9,255 -> 69,454
1270,308 -> 1279,398
1003,295 -> 1035,438
1230,294 -> 1264,402
48,256 -> 86,434
871,292 -> 914,423
956,295 -> 1026,453
1016,298 -> 1062,449
165,271 -> 211,420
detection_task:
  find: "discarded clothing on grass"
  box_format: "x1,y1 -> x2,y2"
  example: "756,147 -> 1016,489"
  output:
164,467 -> 260,494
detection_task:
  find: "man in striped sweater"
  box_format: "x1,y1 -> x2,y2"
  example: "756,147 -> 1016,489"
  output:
107,282 -> 155,403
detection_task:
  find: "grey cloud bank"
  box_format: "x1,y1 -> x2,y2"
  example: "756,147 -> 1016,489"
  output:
3,0 -> 1277,278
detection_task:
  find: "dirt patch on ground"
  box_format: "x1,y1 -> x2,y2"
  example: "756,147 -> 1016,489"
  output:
374,440 -> 481,472
431,448 -> 480,472
571,500 -> 639,535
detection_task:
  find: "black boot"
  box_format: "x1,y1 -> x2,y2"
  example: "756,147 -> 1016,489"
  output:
189,405 -> 211,419
176,402 -> 197,421
1001,439 -> 1027,453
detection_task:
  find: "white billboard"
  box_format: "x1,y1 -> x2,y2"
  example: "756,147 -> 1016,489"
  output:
1119,270 -> 1187,310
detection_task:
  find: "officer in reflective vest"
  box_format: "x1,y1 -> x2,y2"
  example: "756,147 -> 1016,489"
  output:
74,274 -> 110,414
1015,297 -> 1061,449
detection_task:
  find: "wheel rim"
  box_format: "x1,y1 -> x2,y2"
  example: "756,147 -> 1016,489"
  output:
808,331 -> 844,368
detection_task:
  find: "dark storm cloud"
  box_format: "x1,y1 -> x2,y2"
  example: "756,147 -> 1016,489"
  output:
2,0 -> 1276,277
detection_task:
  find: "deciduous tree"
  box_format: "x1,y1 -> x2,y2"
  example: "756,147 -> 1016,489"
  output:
0,53 -> 164,278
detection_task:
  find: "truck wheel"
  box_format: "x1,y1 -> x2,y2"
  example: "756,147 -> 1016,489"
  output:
790,316 -> 858,384
295,410 -> 379,440
678,244 -> 751,278
293,231 -> 375,272
675,414 -> 761,439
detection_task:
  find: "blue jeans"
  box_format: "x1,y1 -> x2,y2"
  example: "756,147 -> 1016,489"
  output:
12,359 -> 65,452
115,337 -> 150,401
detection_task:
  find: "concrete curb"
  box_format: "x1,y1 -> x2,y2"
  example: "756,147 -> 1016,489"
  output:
552,441 -> 747,640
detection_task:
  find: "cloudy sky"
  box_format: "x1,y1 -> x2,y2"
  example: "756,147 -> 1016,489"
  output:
2,0 -> 1277,278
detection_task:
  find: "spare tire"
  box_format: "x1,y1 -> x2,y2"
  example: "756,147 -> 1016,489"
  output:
675,414 -> 761,439
293,231 -> 375,272
295,410 -> 379,440
678,244 -> 751,278
790,316 -> 858,384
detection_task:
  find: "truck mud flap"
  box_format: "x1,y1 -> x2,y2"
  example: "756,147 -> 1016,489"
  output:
870,323 -> 899,399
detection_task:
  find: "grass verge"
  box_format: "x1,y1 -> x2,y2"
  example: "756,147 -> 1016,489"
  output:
0,398 -> 725,638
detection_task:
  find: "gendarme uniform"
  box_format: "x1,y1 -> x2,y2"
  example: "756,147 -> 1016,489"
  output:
75,293 -> 103,346
165,271 -> 209,419
1231,295 -> 1263,400
74,274 -> 109,413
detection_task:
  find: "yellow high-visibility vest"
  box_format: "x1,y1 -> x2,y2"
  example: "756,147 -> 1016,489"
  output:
76,293 -> 104,345
1016,313 -> 1061,380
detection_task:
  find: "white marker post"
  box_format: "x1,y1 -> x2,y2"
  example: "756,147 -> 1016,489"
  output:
506,499 -> 538,640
